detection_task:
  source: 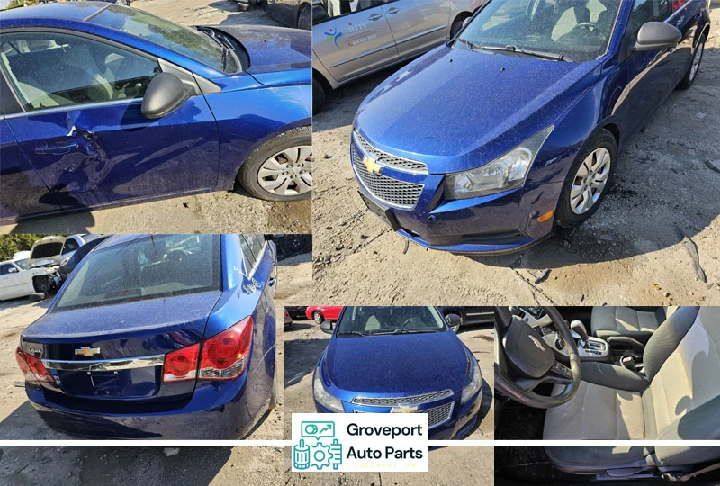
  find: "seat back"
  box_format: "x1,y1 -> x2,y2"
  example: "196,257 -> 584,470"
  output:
642,307 -> 720,439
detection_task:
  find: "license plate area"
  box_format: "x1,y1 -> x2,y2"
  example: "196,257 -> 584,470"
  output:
358,192 -> 401,231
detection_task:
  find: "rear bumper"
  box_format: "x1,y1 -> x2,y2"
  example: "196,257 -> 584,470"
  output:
25,374 -> 262,439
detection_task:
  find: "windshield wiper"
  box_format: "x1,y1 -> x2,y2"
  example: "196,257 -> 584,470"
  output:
370,329 -> 440,335
478,44 -> 567,61
338,331 -> 370,337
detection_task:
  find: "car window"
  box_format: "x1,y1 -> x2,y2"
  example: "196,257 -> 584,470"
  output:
90,5 -> 237,73
322,0 -> 383,19
239,235 -> 259,274
0,263 -> 14,276
0,31 -> 160,112
336,306 -> 446,336
457,0 -> 622,62
629,0 -> 671,35
55,234 -> 220,310
62,238 -> 80,255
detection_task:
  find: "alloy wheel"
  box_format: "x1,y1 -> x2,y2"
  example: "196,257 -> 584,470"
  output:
313,312 -> 322,324
570,147 -> 611,215
689,41 -> 704,82
257,146 -> 312,196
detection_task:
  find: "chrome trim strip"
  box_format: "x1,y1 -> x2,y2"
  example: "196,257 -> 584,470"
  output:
330,42 -> 399,68
352,389 -> 454,407
353,131 -> 429,175
0,98 -> 143,121
394,26 -> 446,47
42,355 -> 164,372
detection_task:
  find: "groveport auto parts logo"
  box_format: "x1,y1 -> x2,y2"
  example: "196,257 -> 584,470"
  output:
292,413 -> 428,472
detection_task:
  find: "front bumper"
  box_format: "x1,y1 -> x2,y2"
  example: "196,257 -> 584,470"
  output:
25,373 -> 260,439
351,134 -> 563,255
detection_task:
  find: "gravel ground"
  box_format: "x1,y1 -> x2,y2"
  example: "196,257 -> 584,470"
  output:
311,9 -> 720,307
0,1 -> 310,235
283,318 -> 494,441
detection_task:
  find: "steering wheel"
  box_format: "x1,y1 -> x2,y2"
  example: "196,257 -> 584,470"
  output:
572,22 -> 599,34
494,306 -> 581,408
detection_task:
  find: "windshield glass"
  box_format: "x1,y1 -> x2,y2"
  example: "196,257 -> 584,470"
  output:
91,6 -> 238,73
336,306 -> 446,336
457,0 -> 622,62
55,234 -> 221,310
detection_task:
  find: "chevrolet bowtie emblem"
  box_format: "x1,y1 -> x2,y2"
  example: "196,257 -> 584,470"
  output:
363,155 -> 383,175
75,347 -> 101,357
528,335 -> 545,351
391,404 -> 419,413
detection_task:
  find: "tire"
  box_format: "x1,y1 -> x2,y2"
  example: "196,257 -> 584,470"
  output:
556,129 -> 617,228
677,35 -> 705,90
312,76 -> 327,114
33,277 -> 51,294
29,293 -> 45,303
237,126 -> 312,202
280,235 -> 306,256
297,4 -> 311,30
312,311 -> 323,324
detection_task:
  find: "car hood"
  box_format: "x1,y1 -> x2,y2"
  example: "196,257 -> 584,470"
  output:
355,45 -> 602,174
209,24 -> 310,76
323,331 -> 470,395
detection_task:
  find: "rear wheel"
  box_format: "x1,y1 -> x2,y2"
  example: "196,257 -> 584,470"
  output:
312,75 -> 327,114
297,4 -> 311,30
556,129 -> 617,228
32,276 -> 51,294
312,311 -> 323,324
677,36 -> 705,90
237,126 -> 312,202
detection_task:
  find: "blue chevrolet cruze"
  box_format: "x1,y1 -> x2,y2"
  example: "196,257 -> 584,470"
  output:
351,0 -> 710,254
0,3 -> 311,223
313,306 -> 483,440
15,234 -> 277,439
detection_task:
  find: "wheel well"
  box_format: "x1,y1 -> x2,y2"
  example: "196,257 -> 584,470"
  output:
602,123 -> 620,146
297,2 -> 311,23
312,68 -> 331,91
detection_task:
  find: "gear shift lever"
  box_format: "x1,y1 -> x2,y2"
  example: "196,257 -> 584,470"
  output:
571,320 -> 589,348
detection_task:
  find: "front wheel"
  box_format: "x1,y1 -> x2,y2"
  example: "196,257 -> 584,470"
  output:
237,126 -> 312,202
313,311 -> 323,324
312,76 -> 327,114
297,4 -> 311,30
677,36 -> 705,90
556,129 -> 617,228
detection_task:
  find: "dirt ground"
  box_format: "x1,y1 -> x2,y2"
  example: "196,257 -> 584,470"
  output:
312,9 -> 720,307
283,318 -> 494,441
0,1 -> 310,236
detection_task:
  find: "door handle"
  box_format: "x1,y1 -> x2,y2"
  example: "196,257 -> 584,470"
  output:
368,13 -> 384,21
34,143 -> 79,155
268,277 -> 276,287
387,7 -> 400,14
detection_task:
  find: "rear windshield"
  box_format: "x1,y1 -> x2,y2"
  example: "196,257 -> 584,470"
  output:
336,306 -> 446,336
31,242 -> 63,259
55,234 -> 221,310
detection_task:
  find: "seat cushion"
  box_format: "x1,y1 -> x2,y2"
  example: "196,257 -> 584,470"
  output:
544,381 -> 646,439
590,306 -> 667,341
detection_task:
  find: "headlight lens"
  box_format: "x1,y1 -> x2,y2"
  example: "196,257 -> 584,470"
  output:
461,358 -> 482,404
313,367 -> 344,413
446,126 -> 553,200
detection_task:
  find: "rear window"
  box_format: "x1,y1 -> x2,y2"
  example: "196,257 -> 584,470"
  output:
31,242 -> 63,259
55,234 -> 221,310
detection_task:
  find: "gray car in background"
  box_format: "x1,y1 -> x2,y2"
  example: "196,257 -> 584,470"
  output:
311,0 -> 483,112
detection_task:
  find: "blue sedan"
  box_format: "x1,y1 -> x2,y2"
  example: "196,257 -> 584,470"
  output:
15,234 -> 277,439
351,0 -> 710,254
313,306 -> 482,440
0,3 -> 311,223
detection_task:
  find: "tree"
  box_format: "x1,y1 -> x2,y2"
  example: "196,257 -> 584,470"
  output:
0,235 -> 45,261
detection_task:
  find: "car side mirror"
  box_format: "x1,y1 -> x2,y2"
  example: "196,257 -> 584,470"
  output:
446,313 -> 462,330
634,22 -> 682,52
312,4 -> 329,24
7,267 -> 18,274
320,320 -> 334,334
141,73 -> 190,120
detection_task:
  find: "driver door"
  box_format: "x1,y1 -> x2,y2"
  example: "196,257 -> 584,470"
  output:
312,0 -> 400,84
0,30 -> 219,212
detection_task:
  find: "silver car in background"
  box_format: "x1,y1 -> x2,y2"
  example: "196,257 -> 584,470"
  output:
311,0 -> 484,112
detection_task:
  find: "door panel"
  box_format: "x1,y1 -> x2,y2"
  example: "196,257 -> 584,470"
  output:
313,2 -> 399,83
382,0 -> 451,59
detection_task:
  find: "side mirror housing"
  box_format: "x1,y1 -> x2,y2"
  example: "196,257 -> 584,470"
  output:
141,73 -> 190,120
7,267 -> 18,274
320,320 -> 334,334
312,4 -> 329,24
446,313 -> 462,329
634,22 -> 682,51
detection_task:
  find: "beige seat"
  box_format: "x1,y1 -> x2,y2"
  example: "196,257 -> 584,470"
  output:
590,306 -> 677,342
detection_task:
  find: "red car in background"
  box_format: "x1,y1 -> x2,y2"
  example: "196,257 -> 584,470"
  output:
305,306 -> 343,324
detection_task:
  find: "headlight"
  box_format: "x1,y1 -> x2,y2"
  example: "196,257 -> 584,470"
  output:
446,126 -> 553,200
461,358 -> 482,404
313,367 -> 344,413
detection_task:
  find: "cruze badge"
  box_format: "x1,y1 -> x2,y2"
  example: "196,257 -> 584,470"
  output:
391,404 -> 419,413
363,155 -> 383,176
528,335 -> 545,351
75,347 -> 101,357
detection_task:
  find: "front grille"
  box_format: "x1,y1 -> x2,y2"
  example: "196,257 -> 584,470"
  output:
352,389 -> 453,406
354,132 -> 428,174
353,145 -> 424,208
352,401 -> 454,429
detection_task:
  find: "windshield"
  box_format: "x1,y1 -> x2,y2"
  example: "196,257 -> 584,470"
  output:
457,0 -> 622,62
90,6 -> 238,73
336,307 -> 446,336
55,234 -> 221,310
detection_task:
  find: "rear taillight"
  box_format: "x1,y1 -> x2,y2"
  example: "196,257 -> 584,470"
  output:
199,317 -> 253,381
15,347 -> 54,384
163,343 -> 200,383
161,317 -> 253,383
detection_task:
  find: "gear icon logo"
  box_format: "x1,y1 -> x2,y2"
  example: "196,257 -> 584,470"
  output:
293,436 -> 343,470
